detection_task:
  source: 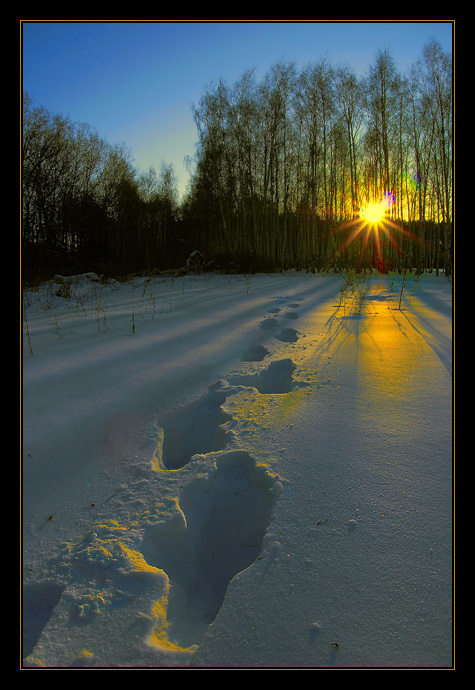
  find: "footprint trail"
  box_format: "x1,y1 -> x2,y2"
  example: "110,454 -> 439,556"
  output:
24,283 -> 323,666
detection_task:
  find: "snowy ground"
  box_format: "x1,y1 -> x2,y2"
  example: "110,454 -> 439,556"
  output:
21,269 -> 453,668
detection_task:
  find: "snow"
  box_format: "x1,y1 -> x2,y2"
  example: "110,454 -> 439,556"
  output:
21,269 -> 453,668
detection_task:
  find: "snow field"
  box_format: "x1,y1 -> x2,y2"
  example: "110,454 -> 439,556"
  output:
22,270 -> 453,668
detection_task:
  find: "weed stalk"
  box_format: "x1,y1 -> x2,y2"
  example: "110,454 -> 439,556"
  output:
23,299 -> 33,355
131,284 -> 136,334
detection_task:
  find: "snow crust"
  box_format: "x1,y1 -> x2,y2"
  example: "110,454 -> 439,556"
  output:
22,270 -> 453,668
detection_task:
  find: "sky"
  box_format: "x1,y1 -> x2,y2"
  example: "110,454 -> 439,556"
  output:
21,20 -> 454,199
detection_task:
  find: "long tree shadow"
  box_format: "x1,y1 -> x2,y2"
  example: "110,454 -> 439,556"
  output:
389,305 -> 452,375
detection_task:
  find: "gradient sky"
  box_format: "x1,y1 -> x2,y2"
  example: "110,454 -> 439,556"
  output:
21,20 -> 453,199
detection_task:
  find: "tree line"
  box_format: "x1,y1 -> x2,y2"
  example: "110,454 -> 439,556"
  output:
22,38 -> 453,282
22,91 -> 182,281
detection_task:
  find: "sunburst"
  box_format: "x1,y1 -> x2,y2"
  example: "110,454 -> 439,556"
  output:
335,192 -> 415,271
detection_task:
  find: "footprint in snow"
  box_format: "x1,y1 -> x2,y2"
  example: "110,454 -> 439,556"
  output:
153,389 -> 232,470
228,358 -> 297,394
141,450 -> 280,647
241,345 -> 270,362
274,328 -> 299,343
259,317 -> 279,330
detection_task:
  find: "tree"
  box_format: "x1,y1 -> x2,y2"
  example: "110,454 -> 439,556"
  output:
334,65 -> 364,216
365,49 -> 399,200
419,38 -> 453,223
297,58 -> 335,217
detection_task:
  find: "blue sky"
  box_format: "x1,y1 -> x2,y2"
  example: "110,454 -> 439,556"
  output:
21,20 -> 453,198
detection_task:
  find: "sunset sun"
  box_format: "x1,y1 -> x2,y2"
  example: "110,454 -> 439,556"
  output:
361,201 -> 385,224
332,191 -> 413,272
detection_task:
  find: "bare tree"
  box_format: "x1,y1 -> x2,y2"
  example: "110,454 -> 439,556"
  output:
335,65 -> 364,216
419,38 -> 453,223
365,49 -> 399,199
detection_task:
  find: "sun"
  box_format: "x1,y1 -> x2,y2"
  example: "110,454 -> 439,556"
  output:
360,192 -> 395,225
331,188 -> 422,272
334,191 -> 412,272
360,201 -> 385,224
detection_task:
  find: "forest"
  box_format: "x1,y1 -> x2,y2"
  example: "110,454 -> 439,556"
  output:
21,39 -> 453,282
